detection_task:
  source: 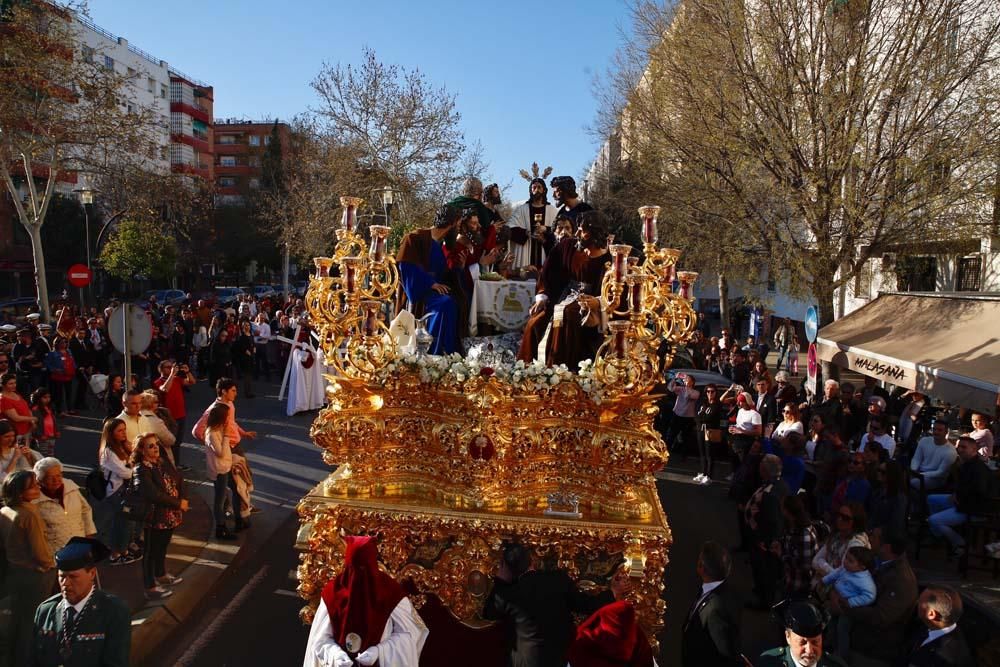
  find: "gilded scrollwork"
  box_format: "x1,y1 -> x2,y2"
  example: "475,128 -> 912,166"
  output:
297,200 -> 697,651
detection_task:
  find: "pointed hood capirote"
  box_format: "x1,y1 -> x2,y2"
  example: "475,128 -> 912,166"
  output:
320,535 -> 406,651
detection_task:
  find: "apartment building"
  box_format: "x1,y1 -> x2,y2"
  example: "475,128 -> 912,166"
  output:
213,120 -> 290,205
0,10 -> 214,297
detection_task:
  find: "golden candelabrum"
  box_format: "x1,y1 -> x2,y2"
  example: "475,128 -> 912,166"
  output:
295,200 -> 697,650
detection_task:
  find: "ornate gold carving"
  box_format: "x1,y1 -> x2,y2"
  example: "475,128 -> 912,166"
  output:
296,201 -> 695,652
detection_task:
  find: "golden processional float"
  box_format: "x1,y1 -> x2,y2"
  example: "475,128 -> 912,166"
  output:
294,199 -> 698,646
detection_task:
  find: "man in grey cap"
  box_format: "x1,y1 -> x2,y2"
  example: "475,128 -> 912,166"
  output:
756,600 -> 847,666
32,536 -> 131,667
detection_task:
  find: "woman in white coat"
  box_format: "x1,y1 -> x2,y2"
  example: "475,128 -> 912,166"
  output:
31,457 -> 97,556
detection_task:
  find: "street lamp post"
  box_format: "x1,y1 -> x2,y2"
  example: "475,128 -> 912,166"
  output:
73,185 -> 98,307
380,185 -> 394,227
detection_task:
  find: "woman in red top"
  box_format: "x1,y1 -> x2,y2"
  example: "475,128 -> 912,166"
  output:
48,337 -> 77,416
1,373 -> 36,437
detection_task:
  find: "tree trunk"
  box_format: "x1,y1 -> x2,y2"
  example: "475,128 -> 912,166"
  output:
27,223 -> 52,324
718,271 -> 730,333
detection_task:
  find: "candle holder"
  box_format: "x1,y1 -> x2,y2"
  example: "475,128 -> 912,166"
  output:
305,196 -> 401,382
638,205 -> 660,246
590,206 -> 697,395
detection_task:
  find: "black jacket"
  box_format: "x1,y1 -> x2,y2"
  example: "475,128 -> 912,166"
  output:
681,579 -> 741,667
907,627 -> 974,667
843,556 -> 918,663
134,460 -> 184,526
954,457 -> 993,516
754,392 -> 778,429
483,570 -> 613,667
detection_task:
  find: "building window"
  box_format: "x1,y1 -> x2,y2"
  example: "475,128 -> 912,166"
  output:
219,135 -> 237,145
103,55 -> 114,71
249,178 -> 260,190
160,85 -> 168,99
218,177 -> 237,187
956,255 -> 982,292
82,46 -> 94,63
249,135 -> 260,146
220,156 -> 237,167
248,156 -> 260,167
147,77 -> 155,93
895,256 -> 937,292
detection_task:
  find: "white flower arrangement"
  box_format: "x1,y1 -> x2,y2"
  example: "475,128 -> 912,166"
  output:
377,353 -> 607,404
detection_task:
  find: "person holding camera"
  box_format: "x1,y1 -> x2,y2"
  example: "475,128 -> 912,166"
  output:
153,359 -> 195,471
0,419 -> 41,484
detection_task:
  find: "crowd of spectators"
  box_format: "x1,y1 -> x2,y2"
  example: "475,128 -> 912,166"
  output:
0,287 -> 288,664
665,329 -> 998,666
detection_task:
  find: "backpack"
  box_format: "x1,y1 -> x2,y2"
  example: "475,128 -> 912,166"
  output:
85,467 -> 110,500
43,350 -> 64,374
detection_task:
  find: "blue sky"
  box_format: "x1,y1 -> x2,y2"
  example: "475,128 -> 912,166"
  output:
84,0 -> 631,197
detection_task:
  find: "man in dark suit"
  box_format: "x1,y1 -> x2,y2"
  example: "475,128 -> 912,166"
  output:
483,542 -> 626,667
754,378 -> 779,431
746,454 -> 789,608
32,537 -> 131,667
907,586 -> 974,667
836,531 -> 918,666
682,541 -> 741,666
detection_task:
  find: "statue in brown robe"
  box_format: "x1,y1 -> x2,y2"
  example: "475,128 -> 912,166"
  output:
517,212 -> 610,372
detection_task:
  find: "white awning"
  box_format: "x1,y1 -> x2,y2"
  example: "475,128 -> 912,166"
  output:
816,292 -> 1000,414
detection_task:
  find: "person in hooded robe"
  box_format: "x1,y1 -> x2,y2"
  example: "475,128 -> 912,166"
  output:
567,600 -> 658,667
395,205 -> 464,355
303,535 -> 429,667
517,210 -> 611,372
287,324 -> 326,416
507,177 -> 558,272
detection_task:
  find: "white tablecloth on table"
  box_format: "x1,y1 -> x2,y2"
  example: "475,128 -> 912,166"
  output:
469,279 -> 536,336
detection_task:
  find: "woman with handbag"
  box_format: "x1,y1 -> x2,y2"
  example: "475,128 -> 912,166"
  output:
693,383 -> 726,485
131,432 -> 189,600
97,418 -> 139,565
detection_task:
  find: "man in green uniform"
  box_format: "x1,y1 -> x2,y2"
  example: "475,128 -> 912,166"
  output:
756,600 -> 847,667
32,537 -> 131,667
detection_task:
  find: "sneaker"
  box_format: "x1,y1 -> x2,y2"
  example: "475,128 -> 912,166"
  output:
156,574 -> 183,586
692,473 -> 706,482
144,586 -> 173,600
699,476 -> 712,485
110,553 -> 140,566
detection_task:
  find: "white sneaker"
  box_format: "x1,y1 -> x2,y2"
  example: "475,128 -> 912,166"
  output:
693,473 -> 706,483
700,476 -> 712,485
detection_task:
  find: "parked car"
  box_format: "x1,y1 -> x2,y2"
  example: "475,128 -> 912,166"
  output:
664,368 -> 732,390
141,289 -> 187,306
251,285 -> 275,299
214,286 -> 245,307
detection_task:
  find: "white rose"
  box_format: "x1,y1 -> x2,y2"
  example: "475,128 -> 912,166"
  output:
549,375 -> 560,386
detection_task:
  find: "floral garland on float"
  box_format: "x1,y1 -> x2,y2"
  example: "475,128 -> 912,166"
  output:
295,199 -> 697,650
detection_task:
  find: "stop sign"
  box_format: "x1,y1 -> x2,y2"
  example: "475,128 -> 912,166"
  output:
67,264 -> 92,288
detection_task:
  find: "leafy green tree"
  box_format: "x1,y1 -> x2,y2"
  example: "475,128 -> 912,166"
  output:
99,220 -> 177,282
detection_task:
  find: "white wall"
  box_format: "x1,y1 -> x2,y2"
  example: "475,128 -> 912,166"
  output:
72,16 -> 171,174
